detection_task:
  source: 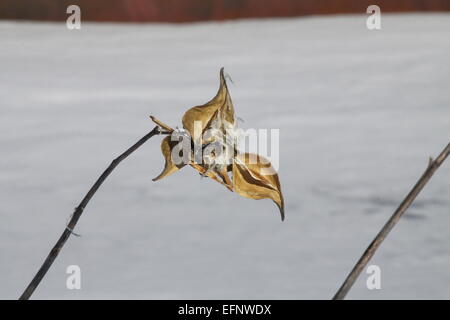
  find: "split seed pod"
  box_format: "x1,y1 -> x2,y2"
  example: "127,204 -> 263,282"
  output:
151,68 -> 285,220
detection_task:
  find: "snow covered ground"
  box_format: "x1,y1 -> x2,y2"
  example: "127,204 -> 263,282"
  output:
0,14 -> 449,299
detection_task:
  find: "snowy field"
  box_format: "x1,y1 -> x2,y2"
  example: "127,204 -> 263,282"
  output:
1,14 -> 450,299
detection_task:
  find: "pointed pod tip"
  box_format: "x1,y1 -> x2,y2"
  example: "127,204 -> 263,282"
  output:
219,67 -> 225,82
277,204 -> 285,221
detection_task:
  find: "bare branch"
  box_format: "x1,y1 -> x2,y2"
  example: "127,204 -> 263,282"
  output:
19,126 -> 163,300
333,143 -> 450,300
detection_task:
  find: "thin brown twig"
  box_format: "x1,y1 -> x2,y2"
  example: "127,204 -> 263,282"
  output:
19,126 -> 163,300
333,142 -> 450,300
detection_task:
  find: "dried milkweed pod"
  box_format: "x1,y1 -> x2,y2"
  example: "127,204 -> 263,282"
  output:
233,153 -> 284,220
151,68 -> 285,220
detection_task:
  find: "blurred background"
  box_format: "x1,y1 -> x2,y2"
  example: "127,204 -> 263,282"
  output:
1,0 -> 450,300
1,0 -> 450,22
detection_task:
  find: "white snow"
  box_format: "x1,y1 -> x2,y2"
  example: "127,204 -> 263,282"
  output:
1,14 -> 450,299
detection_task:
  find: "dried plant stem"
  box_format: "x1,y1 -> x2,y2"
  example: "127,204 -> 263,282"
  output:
19,126 -> 163,300
333,143 -> 450,300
